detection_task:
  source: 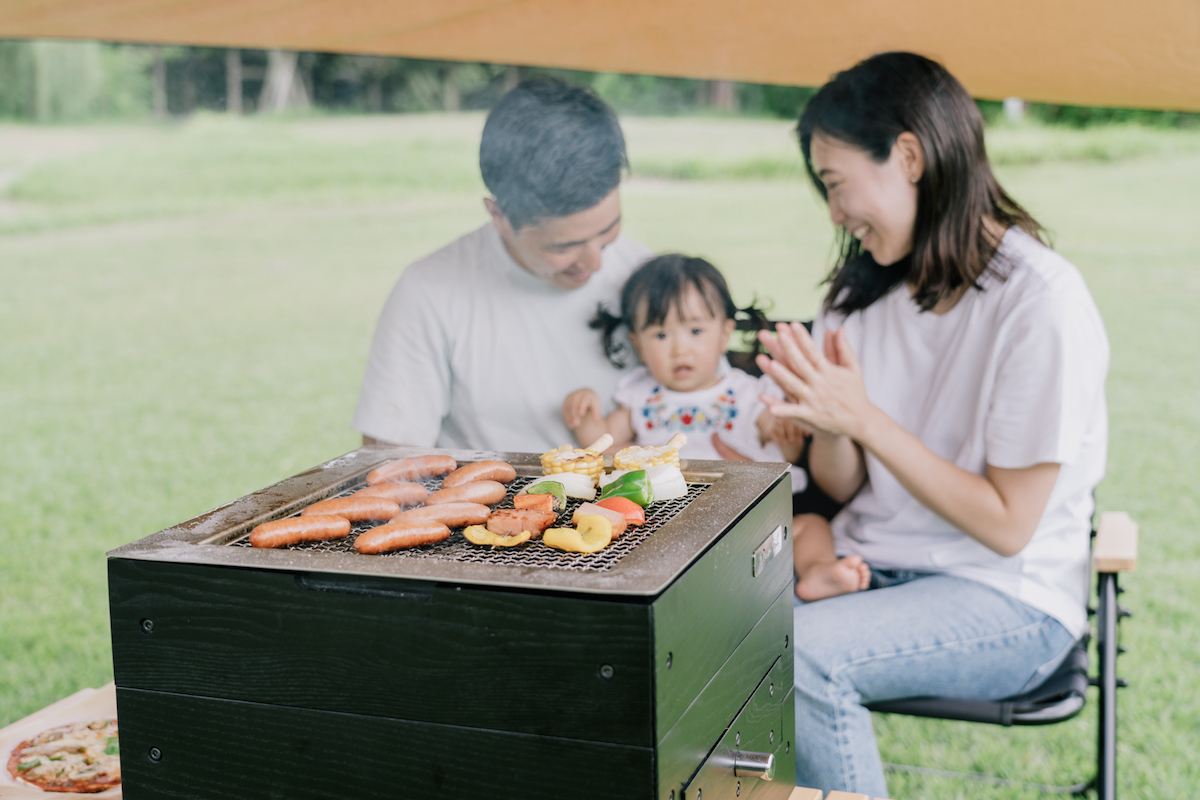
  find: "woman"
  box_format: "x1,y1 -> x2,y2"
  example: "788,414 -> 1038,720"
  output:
756,53 -> 1109,795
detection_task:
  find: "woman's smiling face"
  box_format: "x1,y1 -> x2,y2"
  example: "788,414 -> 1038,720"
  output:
810,132 -> 923,267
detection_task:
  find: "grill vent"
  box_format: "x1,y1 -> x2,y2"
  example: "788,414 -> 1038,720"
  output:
228,475 -> 709,572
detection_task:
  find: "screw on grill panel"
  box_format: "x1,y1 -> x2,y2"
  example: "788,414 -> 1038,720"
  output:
736,782 -> 740,797
769,682 -> 774,697
697,789 -> 702,799
784,635 -> 789,649
786,741 -> 790,754
770,730 -> 774,743
226,477 -> 710,573
735,731 -> 740,746
599,664 -> 615,680
139,619 -> 154,634
666,652 -> 673,669
669,792 -> 675,800
148,747 -> 162,763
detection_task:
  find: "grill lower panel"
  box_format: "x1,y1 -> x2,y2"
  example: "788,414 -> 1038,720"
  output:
228,475 -> 709,572
115,687 -> 656,800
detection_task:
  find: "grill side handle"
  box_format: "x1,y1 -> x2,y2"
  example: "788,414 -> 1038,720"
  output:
294,573 -> 435,602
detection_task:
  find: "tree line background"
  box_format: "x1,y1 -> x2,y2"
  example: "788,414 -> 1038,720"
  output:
0,39 -> 1196,126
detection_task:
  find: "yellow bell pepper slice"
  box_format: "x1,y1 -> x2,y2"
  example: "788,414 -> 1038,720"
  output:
542,515 -> 614,554
462,525 -> 531,547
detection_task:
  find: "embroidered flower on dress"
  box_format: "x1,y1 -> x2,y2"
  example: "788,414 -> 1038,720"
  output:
642,386 -> 738,433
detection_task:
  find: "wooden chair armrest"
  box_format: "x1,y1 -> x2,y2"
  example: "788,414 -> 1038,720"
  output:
789,789 -> 825,800
1093,511 -> 1139,573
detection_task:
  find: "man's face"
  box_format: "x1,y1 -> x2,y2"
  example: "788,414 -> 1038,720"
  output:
486,188 -> 622,291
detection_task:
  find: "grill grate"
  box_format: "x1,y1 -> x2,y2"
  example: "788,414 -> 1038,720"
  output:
228,475 -> 710,572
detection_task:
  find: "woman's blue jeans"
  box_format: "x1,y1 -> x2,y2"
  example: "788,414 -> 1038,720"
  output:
792,572 -> 1075,796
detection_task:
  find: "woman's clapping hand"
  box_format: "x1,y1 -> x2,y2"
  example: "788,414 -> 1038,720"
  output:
755,322 -> 877,443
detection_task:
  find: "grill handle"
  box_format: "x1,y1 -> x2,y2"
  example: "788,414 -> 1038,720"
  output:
294,574 -> 435,602
733,750 -> 775,781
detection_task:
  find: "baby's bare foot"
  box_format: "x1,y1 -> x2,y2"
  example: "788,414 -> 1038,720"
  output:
796,554 -> 871,602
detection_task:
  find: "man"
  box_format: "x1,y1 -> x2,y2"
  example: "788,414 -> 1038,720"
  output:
354,80 -> 651,451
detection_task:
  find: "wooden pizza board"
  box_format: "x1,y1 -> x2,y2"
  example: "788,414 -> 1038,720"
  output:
0,684 -> 120,799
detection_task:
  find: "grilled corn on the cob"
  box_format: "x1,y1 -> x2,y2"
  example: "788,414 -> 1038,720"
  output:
541,445 -> 604,485
614,445 -> 681,471
613,433 -> 687,471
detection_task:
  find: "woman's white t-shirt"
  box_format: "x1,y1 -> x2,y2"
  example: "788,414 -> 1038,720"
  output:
814,229 -> 1108,638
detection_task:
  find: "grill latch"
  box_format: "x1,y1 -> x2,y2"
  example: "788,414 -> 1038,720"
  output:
733,750 -> 775,780
751,525 -> 785,577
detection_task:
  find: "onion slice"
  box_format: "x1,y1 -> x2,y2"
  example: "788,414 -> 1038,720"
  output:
646,464 -> 688,502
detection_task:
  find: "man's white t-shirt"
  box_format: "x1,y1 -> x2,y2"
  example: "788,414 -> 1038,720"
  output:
814,229 -> 1109,638
353,223 -> 651,452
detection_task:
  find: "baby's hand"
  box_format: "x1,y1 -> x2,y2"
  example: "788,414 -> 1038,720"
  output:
563,389 -> 603,431
757,408 -> 810,445
773,416 -> 811,444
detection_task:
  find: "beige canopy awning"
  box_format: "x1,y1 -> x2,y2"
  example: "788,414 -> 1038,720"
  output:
1,0 -> 1197,111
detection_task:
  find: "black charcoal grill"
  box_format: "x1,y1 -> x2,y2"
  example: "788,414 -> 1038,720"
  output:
107,446 -> 795,799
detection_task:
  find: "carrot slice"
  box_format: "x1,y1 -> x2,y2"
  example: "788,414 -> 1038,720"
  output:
513,493 -> 555,513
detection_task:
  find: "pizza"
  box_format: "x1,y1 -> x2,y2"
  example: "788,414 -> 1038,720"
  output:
6,719 -> 120,793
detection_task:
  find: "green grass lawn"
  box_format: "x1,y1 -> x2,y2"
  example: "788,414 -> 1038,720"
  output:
2,113 -> 1198,798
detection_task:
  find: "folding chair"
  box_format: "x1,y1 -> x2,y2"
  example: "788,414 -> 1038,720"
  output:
865,511 -> 1137,799
729,319 -> 1139,800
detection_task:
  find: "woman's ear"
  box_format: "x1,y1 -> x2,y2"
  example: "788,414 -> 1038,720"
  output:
894,132 -> 926,184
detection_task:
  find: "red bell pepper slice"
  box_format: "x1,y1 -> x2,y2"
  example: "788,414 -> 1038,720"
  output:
595,496 -> 646,526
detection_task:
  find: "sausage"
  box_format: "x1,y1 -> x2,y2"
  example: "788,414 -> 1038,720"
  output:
354,522 -> 451,554
352,482 -> 428,507
301,496 -> 400,522
366,455 -> 458,485
425,480 -> 507,507
391,502 -> 491,528
249,515 -> 351,548
440,460 -> 518,488
486,508 -> 559,539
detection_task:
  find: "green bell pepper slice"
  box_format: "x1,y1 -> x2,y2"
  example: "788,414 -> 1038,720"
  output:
598,469 -> 654,507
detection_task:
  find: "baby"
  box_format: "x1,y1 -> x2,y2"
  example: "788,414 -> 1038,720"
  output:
563,253 -> 805,483
565,253 -> 869,602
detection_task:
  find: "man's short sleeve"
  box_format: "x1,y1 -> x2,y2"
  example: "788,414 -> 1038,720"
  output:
352,269 -> 452,446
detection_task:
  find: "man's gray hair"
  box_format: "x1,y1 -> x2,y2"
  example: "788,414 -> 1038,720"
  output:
480,79 -> 627,230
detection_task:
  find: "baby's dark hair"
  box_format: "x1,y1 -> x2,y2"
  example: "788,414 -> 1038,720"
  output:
591,254 -> 770,368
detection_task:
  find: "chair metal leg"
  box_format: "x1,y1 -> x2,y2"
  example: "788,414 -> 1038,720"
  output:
1096,571 -> 1119,800
874,562 -> 1129,798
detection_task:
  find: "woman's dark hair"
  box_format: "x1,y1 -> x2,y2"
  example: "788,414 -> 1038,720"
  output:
480,79 -> 627,231
591,254 -> 768,368
798,52 -> 1045,314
